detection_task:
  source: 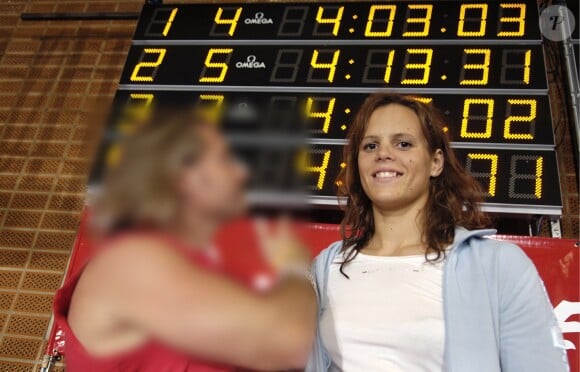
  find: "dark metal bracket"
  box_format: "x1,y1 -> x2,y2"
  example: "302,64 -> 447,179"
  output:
20,12 -> 140,21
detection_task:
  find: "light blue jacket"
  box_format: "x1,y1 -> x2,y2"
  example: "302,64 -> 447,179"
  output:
306,227 -> 570,372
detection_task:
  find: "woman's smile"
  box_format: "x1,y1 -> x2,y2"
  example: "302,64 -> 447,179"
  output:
371,168 -> 404,183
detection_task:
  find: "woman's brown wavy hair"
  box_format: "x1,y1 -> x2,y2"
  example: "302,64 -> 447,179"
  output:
337,93 -> 491,276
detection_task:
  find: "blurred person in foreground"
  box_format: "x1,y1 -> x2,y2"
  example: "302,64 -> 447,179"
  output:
53,109 -> 317,371
307,93 -> 569,371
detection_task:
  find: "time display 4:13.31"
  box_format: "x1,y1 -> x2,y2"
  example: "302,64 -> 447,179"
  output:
120,44 -> 546,89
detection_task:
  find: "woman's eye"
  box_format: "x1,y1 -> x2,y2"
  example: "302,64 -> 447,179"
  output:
362,143 -> 377,151
397,141 -> 412,149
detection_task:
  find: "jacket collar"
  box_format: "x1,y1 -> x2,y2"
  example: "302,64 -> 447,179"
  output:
450,226 -> 497,251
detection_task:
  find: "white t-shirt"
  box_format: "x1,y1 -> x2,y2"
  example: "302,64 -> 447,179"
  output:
320,249 -> 446,372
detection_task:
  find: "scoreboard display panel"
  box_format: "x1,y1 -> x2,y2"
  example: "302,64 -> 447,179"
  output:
121,44 -> 546,89
90,1 -> 563,216
132,2 -> 542,40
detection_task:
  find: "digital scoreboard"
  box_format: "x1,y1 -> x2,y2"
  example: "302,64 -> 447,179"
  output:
90,1 -> 563,216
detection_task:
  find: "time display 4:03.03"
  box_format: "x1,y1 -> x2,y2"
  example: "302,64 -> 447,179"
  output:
133,2 -> 541,40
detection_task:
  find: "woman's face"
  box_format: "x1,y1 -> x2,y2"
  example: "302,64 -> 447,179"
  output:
178,125 -> 249,220
357,103 -> 443,212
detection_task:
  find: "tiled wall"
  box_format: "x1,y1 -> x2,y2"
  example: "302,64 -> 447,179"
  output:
0,1 -> 143,370
0,0 -> 578,371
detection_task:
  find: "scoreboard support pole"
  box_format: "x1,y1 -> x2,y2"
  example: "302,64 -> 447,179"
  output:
550,218 -> 563,238
560,35 -> 580,176
553,3 -> 580,172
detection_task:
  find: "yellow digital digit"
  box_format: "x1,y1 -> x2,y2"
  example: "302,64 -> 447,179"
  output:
130,48 -> 166,82
522,49 -> 531,84
497,3 -> 525,37
362,50 -> 395,83
145,8 -> 179,37
467,153 -> 498,196
118,93 -> 155,134
461,98 -> 494,138
500,49 -> 531,85
365,5 -> 396,37
310,49 -> 340,83
457,4 -> 488,37
534,157 -> 543,198
410,96 -> 433,104
198,94 -> 224,121
214,7 -> 242,36
125,93 -> 154,120
199,48 -> 233,83
305,97 -> 336,134
401,48 -> 433,85
504,99 -> 536,140
129,93 -> 155,107
509,155 -> 543,199
162,8 -> 178,36
298,149 -> 331,191
383,49 -> 396,83
107,93 -> 155,167
402,4 -> 433,37
460,48 -> 491,85
316,6 -> 344,36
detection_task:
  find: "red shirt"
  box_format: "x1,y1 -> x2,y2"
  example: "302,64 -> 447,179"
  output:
53,229 -> 261,372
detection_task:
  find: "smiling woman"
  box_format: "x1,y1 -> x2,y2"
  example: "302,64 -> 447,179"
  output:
306,93 -> 569,372
337,93 -> 489,271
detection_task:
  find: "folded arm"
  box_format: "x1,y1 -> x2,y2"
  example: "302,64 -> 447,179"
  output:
74,236 -> 317,370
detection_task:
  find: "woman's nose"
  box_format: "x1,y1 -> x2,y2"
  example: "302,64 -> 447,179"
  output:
376,145 -> 394,161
